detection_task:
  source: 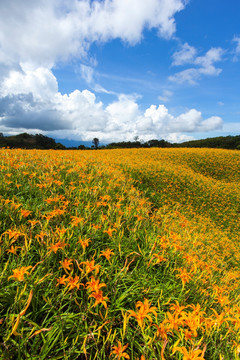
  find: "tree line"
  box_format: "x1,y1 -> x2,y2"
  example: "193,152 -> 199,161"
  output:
0,132 -> 240,150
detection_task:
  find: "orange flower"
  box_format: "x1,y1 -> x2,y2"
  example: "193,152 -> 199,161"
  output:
89,290 -> 108,308
210,308 -> 228,327
92,224 -> 101,230
183,314 -> 200,338
100,248 -> 115,261
153,322 -> 169,340
71,216 -> 85,227
170,300 -> 186,315
20,209 -> 31,218
176,268 -> 193,287
174,346 -> 205,360
28,220 -> 40,227
8,266 -> 32,281
48,241 -> 67,254
104,227 -> 116,237
56,275 -> 68,286
81,259 -> 100,275
66,275 -> 82,290
134,215 -> 144,221
7,245 -> 21,255
86,276 -> 106,292
78,238 -> 91,250
3,229 -> 23,241
163,311 -> 184,332
128,298 -> 157,329
110,341 -> 130,359
60,259 -> 73,272
152,252 -> 167,264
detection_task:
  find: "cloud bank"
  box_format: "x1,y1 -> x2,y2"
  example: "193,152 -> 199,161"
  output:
0,67 -> 223,142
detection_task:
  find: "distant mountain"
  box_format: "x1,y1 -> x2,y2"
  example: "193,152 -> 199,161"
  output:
54,138 -> 93,148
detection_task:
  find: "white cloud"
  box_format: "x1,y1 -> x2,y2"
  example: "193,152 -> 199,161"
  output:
233,36 -> 240,60
169,68 -> 200,84
170,46 -> 224,84
0,0 -> 187,71
0,67 -> 223,142
141,105 -> 222,134
80,65 -> 95,85
172,42 -> 197,66
164,133 -> 195,143
195,48 -> 224,75
158,90 -> 173,102
0,65 -> 58,101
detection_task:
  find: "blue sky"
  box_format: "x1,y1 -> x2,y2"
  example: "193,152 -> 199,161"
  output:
0,0 -> 239,144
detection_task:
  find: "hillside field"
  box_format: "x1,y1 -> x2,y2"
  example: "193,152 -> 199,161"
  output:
0,148 -> 240,359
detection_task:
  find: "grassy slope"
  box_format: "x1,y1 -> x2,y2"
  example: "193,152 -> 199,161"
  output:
0,148 -> 240,359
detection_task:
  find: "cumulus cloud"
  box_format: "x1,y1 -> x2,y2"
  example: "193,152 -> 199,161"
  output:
169,46 -> 224,84
0,65 -> 58,100
0,0 -> 187,71
0,67 -> 223,142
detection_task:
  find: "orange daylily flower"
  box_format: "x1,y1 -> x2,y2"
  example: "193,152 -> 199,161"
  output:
163,311 -> 184,332
170,301 -> 186,315
86,276 -> 107,292
89,290 -> 108,308
110,341 -> 130,359
28,220 -> 40,227
128,298 -> 157,328
48,241 -> 67,254
3,229 -> 23,241
7,245 -> 21,255
100,248 -> 115,261
174,346 -> 205,360
56,275 -> 68,286
81,259 -> 100,275
8,266 -> 32,281
103,227 -> 117,237
59,259 -> 73,272
66,275 -> 82,291
78,238 -> 91,250
20,209 -> 31,218
70,216 -> 85,227
153,322 -> 169,340
152,252 -> 167,264
176,268 -> 193,287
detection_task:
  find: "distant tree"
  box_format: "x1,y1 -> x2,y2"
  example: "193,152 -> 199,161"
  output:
78,144 -> 86,150
0,132 -> 4,137
55,142 -> 66,150
35,134 -> 56,149
92,138 -> 99,149
147,139 -> 160,147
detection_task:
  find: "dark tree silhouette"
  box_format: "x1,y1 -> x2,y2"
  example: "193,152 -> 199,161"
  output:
92,138 -> 99,149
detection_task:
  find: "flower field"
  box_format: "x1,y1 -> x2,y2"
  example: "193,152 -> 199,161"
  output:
0,147 -> 240,359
